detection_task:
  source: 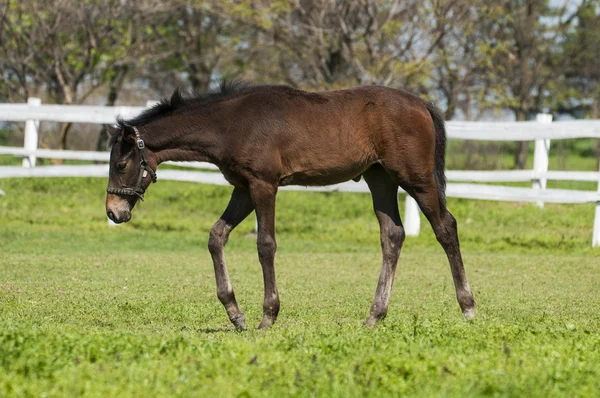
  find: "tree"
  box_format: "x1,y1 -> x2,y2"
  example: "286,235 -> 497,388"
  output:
0,0 -> 153,150
554,0 -> 600,116
135,0 -> 248,95
559,0 -> 600,164
477,0 -> 583,168
431,2 -> 485,119
239,0 -> 467,94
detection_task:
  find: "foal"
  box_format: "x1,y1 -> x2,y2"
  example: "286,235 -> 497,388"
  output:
105,82 -> 476,330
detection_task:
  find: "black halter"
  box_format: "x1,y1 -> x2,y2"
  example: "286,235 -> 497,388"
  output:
106,126 -> 157,201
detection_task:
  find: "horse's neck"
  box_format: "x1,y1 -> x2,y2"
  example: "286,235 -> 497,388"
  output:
156,147 -> 215,164
146,116 -> 222,166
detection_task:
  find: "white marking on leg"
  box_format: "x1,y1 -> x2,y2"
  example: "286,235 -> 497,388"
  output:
463,307 -> 476,321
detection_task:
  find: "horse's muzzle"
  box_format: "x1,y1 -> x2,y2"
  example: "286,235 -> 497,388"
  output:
107,209 -> 131,224
106,194 -> 133,223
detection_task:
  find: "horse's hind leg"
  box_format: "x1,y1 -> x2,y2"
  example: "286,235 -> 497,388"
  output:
363,165 -> 405,327
402,177 -> 476,319
209,187 -> 254,330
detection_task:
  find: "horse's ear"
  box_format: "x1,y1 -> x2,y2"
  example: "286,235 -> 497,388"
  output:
105,125 -> 119,136
121,125 -> 136,144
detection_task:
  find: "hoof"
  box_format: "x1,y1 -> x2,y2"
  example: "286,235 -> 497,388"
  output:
462,307 -> 476,321
231,313 -> 246,331
257,316 -> 275,330
364,313 -> 385,328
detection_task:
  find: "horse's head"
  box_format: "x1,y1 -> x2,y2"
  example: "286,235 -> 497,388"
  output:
105,124 -> 157,223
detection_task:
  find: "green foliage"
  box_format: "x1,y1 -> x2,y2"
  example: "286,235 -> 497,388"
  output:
0,176 -> 599,396
0,130 -> 11,146
2,0 -> 598,119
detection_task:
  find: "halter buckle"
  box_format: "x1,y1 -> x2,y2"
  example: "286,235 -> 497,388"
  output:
137,139 -> 145,149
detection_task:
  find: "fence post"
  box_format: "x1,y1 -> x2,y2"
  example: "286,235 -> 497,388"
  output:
404,194 -> 420,236
532,113 -> 552,208
22,97 -> 41,168
593,164 -> 600,247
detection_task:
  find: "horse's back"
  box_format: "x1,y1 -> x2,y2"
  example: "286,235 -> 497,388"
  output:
224,85 -> 435,186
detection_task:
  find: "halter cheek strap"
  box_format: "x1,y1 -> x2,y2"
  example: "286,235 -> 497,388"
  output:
106,126 -> 157,201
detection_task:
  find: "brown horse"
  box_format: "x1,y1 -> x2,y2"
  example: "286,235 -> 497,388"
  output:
105,81 -> 476,330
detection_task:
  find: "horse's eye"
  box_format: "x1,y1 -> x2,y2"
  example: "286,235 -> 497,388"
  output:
117,162 -> 127,171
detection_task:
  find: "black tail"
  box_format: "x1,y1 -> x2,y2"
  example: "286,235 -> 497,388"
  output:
426,102 -> 447,211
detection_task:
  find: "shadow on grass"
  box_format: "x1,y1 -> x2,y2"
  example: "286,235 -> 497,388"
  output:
195,327 -> 238,334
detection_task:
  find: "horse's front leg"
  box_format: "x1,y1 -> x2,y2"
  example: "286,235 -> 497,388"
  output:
249,180 -> 279,329
208,187 -> 254,330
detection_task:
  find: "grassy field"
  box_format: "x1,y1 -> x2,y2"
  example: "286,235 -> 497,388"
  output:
1,176 -> 599,397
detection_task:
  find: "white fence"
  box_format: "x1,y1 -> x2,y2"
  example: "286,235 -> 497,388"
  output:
1,98 -> 600,246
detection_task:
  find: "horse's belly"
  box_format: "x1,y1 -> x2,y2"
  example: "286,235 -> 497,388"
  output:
279,164 -> 371,186
278,130 -> 377,186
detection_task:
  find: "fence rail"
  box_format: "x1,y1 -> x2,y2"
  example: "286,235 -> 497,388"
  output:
1,98 -> 599,246
0,146 -> 219,170
3,103 -> 600,140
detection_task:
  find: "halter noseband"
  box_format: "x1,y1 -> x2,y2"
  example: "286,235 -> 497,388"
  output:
106,126 -> 157,201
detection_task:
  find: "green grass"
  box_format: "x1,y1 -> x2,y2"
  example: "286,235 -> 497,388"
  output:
1,177 -> 599,397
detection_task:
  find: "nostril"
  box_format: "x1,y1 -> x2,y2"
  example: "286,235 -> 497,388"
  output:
107,210 -> 115,222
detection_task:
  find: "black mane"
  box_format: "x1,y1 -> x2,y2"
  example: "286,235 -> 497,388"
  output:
116,80 -> 258,130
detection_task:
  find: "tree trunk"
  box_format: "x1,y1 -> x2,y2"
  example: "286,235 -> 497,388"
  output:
58,122 -> 73,151
444,90 -> 457,120
96,66 -> 129,152
514,110 -> 529,169
51,121 -> 73,165
53,66 -> 74,163
462,91 -> 472,121
188,62 -> 213,93
96,126 -> 110,153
